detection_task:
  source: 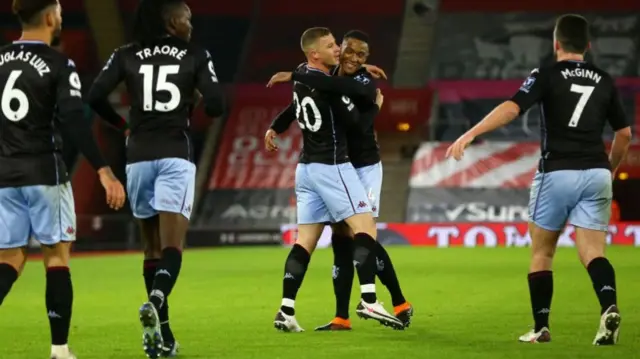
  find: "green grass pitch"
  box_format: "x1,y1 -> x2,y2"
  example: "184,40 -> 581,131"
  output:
2,246 -> 639,358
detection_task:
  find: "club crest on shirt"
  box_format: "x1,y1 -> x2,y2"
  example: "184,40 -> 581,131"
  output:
519,76 -> 536,93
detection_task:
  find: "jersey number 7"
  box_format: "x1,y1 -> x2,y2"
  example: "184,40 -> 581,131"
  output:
568,84 -> 594,128
139,65 -> 181,112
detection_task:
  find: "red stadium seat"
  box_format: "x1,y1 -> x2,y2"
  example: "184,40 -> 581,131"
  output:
260,0 -> 404,15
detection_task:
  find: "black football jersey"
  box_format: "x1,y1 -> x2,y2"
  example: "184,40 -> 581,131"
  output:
87,36 -> 224,163
290,64 -> 359,165
511,60 -> 629,172
0,41 -> 84,187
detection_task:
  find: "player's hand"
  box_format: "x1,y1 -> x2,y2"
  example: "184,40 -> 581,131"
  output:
363,64 -> 387,80
445,133 -> 475,161
267,72 -> 293,87
375,89 -> 384,109
97,167 -> 126,210
265,129 -> 278,151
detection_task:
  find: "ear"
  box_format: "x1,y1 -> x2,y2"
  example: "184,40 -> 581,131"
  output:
587,41 -> 592,50
554,40 -> 560,51
44,9 -> 55,28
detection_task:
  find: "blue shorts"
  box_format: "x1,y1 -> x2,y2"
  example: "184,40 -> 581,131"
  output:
126,158 -> 196,220
296,162 -> 372,224
0,183 -> 76,249
529,169 -> 612,232
355,162 -> 383,218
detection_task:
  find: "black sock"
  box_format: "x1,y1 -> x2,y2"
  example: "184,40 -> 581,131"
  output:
144,259 -> 174,342
0,263 -> 18,306
280,244 -> 310,316
46,267 -> 73,345
587,257 -> 617,314
331,234 -> 354,319
374,242 -> 406,306
149,247 -> 182,313
528,271 -> 553,332
353,233 -> 377,304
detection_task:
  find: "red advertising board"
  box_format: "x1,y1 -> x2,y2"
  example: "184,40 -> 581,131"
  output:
209,84 -> 433,189
440,0 -> 640,12
281,222 -> 640,248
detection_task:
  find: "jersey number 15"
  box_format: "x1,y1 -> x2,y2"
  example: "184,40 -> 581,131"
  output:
139,65 -> 181,112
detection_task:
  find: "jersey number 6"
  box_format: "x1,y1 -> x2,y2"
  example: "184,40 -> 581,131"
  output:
293,92 -> 322,132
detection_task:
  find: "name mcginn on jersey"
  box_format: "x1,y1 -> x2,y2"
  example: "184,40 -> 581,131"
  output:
561,68 -> 602,83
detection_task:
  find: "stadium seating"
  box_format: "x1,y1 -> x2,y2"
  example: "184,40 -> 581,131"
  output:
428,0 -> 640,141
117,0 -> 253,83
238,0 -> 405,82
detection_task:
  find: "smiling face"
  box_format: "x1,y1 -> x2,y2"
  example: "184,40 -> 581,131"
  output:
340,37 -> 369,75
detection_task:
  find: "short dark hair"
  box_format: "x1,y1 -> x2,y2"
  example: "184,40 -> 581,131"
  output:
554,14 -> 590,54
300,27 -> 332,52
133,0 -> 184,44
343,30 -> 369,44
12,0 -> 57,26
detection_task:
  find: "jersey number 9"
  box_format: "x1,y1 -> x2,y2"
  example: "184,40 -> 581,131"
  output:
293,92 -> 322,132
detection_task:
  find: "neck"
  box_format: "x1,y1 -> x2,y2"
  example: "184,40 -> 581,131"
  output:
557,51 -> 584,62
19,29 -> 51,45
306,59 -> 330,74
337,65 -> 346,76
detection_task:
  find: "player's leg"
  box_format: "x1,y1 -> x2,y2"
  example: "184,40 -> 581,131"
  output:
139,158 -> 194,357
316,162 -> 402,329
568,169 -> 619,345
518,171 -> 573,343
315,221 -> 354,331
127,160 -> 168,358
275,164 -> 326,332
139,216 -> 178,355
358,162 -> 413,325
25,184 -> 77,359
0,187 -> 30,305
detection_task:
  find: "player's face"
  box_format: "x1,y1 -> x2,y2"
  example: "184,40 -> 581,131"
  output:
170,3 -> 193,42
311,34 -> 340,67
340,38 -> 369,75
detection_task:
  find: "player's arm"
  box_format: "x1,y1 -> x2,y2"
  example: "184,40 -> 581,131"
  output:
56,59 -> 108,170
270,102 -> 296,134
291,72 -> 376,102
470,69 -> 547,138
195,49 -> 225,118
86,49 -> 128,132
607,86 -> 632,174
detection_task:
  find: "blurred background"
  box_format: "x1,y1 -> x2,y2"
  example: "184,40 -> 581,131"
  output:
2,0 -> 640,251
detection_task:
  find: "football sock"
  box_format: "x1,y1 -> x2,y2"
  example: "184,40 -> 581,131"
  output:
46,267 -> 73,345
144,259 -> 173,342
0,263 -> 18,305
353,233 -> 377,304
587,257 -> 617,314
281,244 -> 310,316
374,241 -> 406,306
331,234 -> 354,319
528,270 -> 553,332
149,247 -> 182,313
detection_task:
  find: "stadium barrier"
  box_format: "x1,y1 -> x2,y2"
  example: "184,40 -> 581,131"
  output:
280,223 -> 640,248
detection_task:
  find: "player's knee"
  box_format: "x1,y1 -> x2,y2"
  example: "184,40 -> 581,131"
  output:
41,242 -> 72,268
345,213 -> 377,239
0,248 -> 27,274
331,221 -> 352,238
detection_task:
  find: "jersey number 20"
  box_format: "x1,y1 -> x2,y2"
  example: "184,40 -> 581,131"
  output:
568,84 -> 595,127
294,92 -> 322,132
139,65 -> 181,112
